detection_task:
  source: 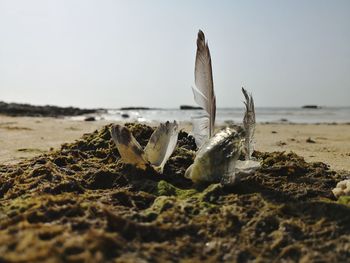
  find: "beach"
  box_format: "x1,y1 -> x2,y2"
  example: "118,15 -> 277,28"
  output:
1,1 -> 349,260
1,115 -> 349,171
1,116 -> 349,262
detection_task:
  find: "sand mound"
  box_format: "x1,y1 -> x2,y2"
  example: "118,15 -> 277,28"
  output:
0,123 -> 349,262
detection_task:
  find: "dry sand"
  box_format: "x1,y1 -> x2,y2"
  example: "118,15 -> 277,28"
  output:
0,115 -> 349,171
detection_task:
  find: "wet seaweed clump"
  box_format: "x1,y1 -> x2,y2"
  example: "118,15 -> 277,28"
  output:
0,123 -> 349,262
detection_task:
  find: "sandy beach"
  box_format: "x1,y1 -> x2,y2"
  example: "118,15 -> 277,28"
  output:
0,115 -> 349,171
1,117 -> 349,262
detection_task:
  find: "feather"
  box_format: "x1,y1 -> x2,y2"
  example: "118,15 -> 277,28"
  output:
144,121 -> 179,173
191,115 -> 209,147
192,30 -> 216,144
242,87 -> 256,160
110,125 -> 148,169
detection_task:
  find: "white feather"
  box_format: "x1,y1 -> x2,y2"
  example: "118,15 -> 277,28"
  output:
242,87 -> 256,160
192,30 -> 216,143
191,115 -> 209,147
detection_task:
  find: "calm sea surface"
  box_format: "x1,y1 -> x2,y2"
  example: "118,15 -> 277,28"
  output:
78,107 -> 350,124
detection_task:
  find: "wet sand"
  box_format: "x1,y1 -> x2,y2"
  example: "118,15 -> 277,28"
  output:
0,115 -> 349,171
254,123 -> 350,171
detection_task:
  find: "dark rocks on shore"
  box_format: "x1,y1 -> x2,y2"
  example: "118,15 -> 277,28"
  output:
0,101 -> 103,117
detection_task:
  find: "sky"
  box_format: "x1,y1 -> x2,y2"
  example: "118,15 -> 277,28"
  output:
0,0 -> 349,109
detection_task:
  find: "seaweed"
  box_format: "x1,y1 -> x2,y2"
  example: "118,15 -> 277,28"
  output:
0,123 -> 349,262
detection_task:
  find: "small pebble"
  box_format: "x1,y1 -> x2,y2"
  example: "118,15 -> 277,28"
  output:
84,116 -> 96,122
306,137 -> 316,143
277,141 -> 287,146
332,179 -> 350,198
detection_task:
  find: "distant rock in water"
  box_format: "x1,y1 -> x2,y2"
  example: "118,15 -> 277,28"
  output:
302,105 -> 321,109
121,113 -> 130,118
0,101 -> 103,117
180,105 -> 202,110
120,107 -> 152,110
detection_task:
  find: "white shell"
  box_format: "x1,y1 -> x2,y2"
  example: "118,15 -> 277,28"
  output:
111,121 -> 179,173
111,125 -> 148,169
332,179 -> 350,198
144,121 -> 179,172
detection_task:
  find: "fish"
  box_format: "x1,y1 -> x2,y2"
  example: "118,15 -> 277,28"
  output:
185,126 -> 261,184
186,32 -> 260,184
111,121 -> 178,173
191,30 -> 216,147
242,87 -> 256,160
185,127 -> 243,184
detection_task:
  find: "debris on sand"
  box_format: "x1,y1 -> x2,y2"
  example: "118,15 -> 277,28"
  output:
276,141 -> 287,146
332,179 -> 350,198
306,137 -> 316,143
84,116 -> 96,122
0,123 -> 349,262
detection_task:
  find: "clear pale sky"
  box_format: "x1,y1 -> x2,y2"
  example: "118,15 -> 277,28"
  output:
0,0 -> 349,108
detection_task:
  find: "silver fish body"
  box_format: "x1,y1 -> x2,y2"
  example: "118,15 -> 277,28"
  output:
185,127 -> 243,183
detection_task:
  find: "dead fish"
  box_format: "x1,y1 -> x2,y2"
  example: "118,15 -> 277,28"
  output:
185,127 -> 259,184
186,32 -> 259,184
111,121 -> 178,173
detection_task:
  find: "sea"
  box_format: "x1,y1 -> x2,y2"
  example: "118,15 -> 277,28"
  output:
73,107 -> 350,124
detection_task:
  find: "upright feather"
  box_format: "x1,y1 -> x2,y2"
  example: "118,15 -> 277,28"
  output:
192,30 -> 216,145
242,87 -> 256,160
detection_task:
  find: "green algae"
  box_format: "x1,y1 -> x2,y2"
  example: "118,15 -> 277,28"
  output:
155,180 -> 198,198
338,195 -> 350,206
0,123 -> 349,262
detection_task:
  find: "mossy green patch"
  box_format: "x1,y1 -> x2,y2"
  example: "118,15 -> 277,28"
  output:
155,180 -> 197,198
338,195 -> 350,206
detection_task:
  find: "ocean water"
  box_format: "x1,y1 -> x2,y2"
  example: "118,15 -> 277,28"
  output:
79,107 -> 350,124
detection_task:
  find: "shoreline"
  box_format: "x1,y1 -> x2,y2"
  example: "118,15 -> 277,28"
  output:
0,115 -> 349,171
